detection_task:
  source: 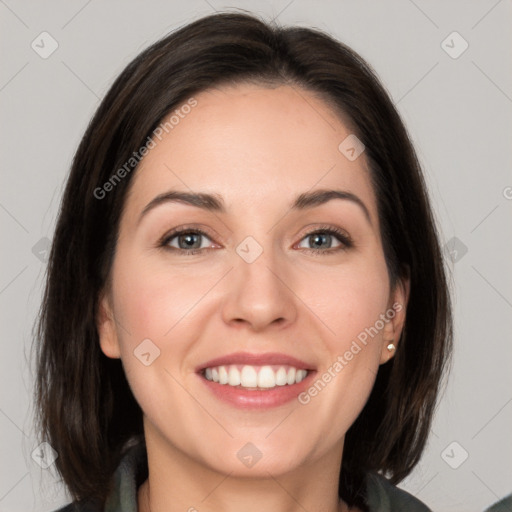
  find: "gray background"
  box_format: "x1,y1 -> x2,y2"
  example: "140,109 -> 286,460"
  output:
1,1 -> 511,511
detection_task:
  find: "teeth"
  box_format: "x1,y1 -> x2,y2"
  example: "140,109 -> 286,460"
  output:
218,366 -> 229,385
257,366 -> 275,388
203,364 -> 309,389
240,365 -> 257,387
287,367 -> 296,385
275,366 -> 288,386
228,365 -> 241,386
296,369 -> 307,383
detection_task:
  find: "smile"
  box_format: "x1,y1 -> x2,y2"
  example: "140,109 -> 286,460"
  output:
196,351 -> 316,408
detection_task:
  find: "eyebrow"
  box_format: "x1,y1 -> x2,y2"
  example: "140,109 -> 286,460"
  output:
137,188 -> 372,226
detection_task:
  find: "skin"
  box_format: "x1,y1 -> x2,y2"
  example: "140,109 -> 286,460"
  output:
97,83 -> 410,512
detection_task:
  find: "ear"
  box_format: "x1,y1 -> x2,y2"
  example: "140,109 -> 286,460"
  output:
96,289 -> 121,359
379,273 -> 410,364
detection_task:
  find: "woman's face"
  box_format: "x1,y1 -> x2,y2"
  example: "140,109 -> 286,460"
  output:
97,83 -> 408,477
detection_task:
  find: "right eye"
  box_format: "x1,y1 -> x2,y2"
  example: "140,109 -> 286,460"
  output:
159,228 -> 218,255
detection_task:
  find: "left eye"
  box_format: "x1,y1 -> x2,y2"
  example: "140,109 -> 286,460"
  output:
297,231 -> 344,250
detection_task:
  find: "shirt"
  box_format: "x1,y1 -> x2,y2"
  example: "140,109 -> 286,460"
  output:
55,442 -> 431,512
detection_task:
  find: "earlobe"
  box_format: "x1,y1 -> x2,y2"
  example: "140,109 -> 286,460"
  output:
379,274 -> 410,364
96,290 -> 121,359
380,320 -> 397,364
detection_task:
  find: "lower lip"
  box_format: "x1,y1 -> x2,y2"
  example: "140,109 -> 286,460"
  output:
198,371 -> 316,409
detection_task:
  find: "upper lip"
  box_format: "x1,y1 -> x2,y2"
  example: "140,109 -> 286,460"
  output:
196,352 -> 316,372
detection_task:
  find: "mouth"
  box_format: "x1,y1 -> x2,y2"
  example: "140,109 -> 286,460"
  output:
196,352 -> 316,408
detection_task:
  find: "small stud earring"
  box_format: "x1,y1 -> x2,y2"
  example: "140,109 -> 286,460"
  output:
386,343 -> 396,352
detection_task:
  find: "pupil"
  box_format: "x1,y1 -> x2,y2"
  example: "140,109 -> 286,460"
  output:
181,234 -> 199,249
312,233 -> 330,248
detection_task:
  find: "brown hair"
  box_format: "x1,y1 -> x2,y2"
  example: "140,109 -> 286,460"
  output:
33,11 -> 452,511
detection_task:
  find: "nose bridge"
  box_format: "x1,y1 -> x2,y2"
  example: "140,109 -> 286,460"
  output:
221,234 -> 297,330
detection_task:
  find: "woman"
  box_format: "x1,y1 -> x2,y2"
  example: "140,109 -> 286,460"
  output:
34,11 -> 452,512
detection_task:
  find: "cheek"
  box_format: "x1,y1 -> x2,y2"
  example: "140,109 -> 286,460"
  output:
111,252 -> 214,343
109,252 -> 222,402
304,257 -> 391,347
295,262 -> 390,441
109,256 -> 199,419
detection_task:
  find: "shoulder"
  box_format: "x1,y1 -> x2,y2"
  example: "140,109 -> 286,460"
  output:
366,472 -> 432,512
53,440 -> 147,512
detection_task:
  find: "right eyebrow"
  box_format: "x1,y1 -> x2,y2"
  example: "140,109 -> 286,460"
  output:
137,191 -> 225,226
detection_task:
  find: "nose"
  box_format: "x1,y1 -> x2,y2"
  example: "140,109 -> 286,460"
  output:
221,247 -> 298,332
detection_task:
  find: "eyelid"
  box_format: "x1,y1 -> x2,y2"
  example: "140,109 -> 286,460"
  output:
293,224 -> 354,251
295,224 -> 352,241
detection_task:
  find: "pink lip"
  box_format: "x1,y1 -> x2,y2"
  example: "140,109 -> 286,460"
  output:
198,370 -> 317,409
196,351 -> 315,372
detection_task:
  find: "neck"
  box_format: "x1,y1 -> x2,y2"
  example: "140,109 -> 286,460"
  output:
138,479 -> 349,512
137,424 -> 349,512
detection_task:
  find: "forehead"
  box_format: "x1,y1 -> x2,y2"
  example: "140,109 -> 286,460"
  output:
124,83 -> 377,223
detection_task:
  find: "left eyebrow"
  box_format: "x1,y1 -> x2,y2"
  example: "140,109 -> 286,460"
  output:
291,189 -> 372,226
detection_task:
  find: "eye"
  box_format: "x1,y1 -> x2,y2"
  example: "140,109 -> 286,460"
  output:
296,226 -> 353,254
159,228 -> 217,255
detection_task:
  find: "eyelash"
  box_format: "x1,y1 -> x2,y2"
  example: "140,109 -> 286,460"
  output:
157,224 -> 354,256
